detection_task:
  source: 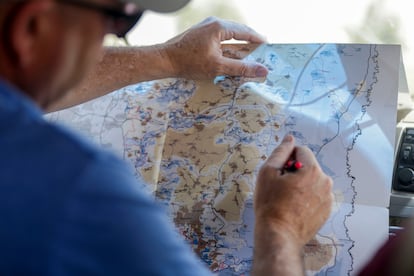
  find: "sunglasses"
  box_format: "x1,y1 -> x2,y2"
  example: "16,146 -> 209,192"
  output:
56,0 -> 144,38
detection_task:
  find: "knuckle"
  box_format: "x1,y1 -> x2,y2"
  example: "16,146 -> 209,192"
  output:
323,175 -> 333,188
205,16 -> 218,22
204,17 -> 222,30
320,176 -> 333,197
238,64 -> 249,76
259,163 -> 277,175
214,62 -> 227,77
308,163 -> 321,176
327,176 -> 333,189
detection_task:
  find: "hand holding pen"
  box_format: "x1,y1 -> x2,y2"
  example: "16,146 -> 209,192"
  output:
252,134 -> 334,275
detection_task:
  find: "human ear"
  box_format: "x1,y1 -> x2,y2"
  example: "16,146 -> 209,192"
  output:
8,0 -> 53,69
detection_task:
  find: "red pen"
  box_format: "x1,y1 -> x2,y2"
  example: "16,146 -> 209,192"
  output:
284,160 -> 302,172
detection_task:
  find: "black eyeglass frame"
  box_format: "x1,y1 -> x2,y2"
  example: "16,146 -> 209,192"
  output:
55,0 -> 144,38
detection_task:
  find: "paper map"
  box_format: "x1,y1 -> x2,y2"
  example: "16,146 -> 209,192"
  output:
47,44 -> 401,275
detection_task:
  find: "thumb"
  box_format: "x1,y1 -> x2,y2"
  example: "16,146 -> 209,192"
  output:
221,58 -> 268,78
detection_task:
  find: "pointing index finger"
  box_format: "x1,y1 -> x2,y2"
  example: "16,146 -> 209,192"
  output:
264,135 -> 295,170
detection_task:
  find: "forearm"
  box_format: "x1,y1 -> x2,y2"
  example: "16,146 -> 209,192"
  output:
46,17 -> 269,113
252,223 -> 305,276
47,45 -> 173,112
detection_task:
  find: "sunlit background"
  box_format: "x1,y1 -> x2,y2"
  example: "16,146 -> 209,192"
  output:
105,0 -> 414,97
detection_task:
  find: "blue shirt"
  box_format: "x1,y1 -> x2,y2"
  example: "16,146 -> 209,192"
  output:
0,80 -> 211,275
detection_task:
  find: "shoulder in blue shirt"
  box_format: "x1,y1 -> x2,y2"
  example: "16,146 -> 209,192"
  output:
0,80 -> 211,275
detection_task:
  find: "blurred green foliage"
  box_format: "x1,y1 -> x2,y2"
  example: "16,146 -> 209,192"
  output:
346,0 -> 404,46
174,0 -> 244,32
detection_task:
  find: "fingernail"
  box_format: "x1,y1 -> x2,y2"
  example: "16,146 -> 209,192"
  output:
255,66 -> 268,77
283,134 -> 293,143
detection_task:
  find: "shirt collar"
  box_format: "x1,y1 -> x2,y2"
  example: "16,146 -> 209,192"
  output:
0,78 -> 43,118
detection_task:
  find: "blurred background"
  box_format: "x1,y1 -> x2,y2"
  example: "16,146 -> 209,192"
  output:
105,0 -> 414,95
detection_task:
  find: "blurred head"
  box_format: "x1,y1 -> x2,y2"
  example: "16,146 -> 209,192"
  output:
0,0 -> 190,108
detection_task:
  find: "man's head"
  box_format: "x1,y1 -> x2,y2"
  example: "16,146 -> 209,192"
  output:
0,0 -> 190,108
